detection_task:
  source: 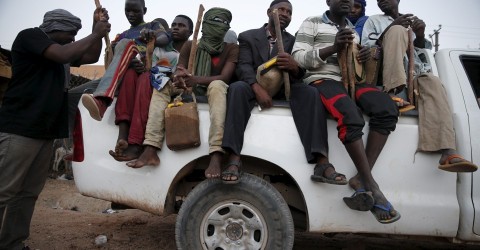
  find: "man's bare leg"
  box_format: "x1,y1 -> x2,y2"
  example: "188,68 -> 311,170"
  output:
345,139 -> 398,222
126,145 -> 160,168
205,152 -> 223,179
348,131 -> 388,190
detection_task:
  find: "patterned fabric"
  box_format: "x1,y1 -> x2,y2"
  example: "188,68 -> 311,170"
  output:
292,11 -> 358,84
150,42 -> 180,91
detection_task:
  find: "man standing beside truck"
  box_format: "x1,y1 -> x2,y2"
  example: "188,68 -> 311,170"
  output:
0,8 -> 110,250
361,0 -> 478,173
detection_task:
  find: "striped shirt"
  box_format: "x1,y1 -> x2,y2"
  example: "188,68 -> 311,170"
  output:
292,11 -> 358,83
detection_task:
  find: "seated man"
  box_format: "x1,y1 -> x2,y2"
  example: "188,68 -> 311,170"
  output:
293,0 -> 400,223
108,15 -> 193,161
221,0 -> 331,184
361,0 -> 478,172
81,0 -> 167,122
347,0 -> 369,38
127,8 -> 239,179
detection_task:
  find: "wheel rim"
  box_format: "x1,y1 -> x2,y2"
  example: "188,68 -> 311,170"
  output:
200,199 -> 268,250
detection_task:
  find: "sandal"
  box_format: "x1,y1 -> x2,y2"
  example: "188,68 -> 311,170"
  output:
221,160 -> 242,184
438,154 -> 478,172
391,96 -> 415,113
370,202 -> 401,224
310,163 -> 348,185
343,188 -> 375,211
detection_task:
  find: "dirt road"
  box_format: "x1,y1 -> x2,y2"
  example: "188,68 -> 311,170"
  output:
25,179 -> 479,250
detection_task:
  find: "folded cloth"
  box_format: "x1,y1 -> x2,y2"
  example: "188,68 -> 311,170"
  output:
150,66 -> 172,91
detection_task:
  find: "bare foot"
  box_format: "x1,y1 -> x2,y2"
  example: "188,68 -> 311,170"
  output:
126,146 -> 159,168
109,139 -> 129,161
110,144 -> 142,162
348,174 -> 363,190
205,152 -> 223,179
115,139 -> 128,154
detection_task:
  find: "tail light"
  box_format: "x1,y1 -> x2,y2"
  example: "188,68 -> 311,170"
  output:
71,107 -> 84,162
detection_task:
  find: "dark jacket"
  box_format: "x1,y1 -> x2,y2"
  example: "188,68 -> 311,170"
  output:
235,24 -> 295,85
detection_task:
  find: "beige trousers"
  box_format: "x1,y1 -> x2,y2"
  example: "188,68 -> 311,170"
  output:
382,25 -> 456,151
415,73 -> 456,151
381,25 -> 409,92
144,80 -> 228,154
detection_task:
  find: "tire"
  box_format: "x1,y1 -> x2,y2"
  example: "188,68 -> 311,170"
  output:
175,173 -> 294,250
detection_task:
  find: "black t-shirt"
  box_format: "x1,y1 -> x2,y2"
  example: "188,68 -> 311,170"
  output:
0,27 -> 69,139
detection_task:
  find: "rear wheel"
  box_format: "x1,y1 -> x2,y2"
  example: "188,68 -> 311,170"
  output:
175,173 -> 294,249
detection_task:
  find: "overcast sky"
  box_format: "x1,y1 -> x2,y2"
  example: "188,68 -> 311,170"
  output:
1,0 -> 479,62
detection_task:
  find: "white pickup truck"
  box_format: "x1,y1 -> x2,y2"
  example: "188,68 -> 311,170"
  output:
71,48 -> 480,249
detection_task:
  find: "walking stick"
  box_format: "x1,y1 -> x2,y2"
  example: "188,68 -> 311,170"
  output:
272,9 -> 291,101
145,38 -> 155,71
346,43 -> 356,99
175,4 -> 204,101
188,4 -> 205,74
94,0 -> 113,68
339,43 -> 350,95
407,28 -> 415,105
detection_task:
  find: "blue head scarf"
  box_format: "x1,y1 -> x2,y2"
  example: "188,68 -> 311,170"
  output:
348,0 -> 367,24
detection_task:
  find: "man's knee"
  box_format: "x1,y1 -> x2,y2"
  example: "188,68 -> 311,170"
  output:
386,25 -> 408,36
229,81 -> 250,91
207,80 -> 228,98
207,80 -> 228,92
384,25 -> 408,43
340,108 -> 366,144
115,38 -> 136,50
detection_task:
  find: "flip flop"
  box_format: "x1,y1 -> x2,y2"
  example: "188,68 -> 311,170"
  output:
343,189 -> 374,211
438,154 -> 478,172
391,96 -> 415,113
310,163 -> 348,185
221,160 -> 242,184
370,202 -> 401,224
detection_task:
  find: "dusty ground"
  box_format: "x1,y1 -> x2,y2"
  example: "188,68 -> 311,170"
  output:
26,178 -> 480,250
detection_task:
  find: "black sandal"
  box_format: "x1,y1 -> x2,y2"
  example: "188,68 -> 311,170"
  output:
221,160 -> 242,184
310,163 -> 348,185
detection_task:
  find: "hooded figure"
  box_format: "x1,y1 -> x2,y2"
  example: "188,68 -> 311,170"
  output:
194,7 -> 232,78
347,0 -> 368,38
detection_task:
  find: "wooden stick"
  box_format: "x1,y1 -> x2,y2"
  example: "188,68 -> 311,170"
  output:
94,0 -> 113,68
145,38 -> 155,71
346,43 -> 356,99
272,9 -> 291,101
188,4 -> 205,74
339,44 -> 349,92
407,28 -> 415,104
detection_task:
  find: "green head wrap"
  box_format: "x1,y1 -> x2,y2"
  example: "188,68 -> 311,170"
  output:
194,7 -> 232,83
